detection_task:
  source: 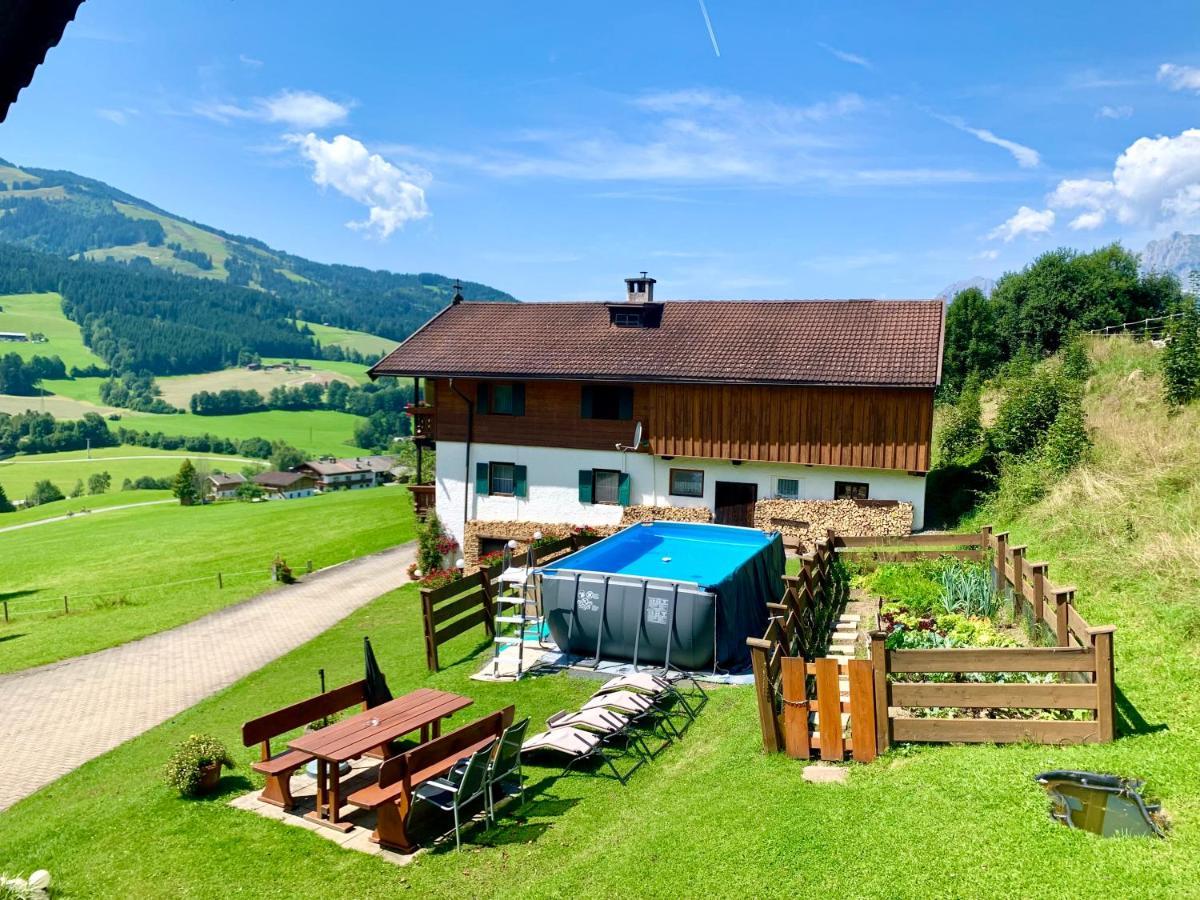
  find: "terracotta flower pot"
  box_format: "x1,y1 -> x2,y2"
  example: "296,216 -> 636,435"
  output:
197,762 -> 222,794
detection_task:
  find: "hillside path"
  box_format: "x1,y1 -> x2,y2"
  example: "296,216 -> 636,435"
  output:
0,454 -> 259,465
0,499 -> 174,534
0,541 -> 415,812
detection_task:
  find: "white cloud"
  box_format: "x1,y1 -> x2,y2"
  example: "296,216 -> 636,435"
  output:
197,90 -> 349,129
1097,104 -> 1133,119
988,206 -> 1055,242
286,133 -> 430,238
1157,63 -> 1200,92
1069,210 -> 1106,230
817,42 -> 872,69
96,107 -> 138,125
239,54 -> 264,68
938,114 -> 1040,168
973,249 -> 1000,261
1045,128 -> 1200,230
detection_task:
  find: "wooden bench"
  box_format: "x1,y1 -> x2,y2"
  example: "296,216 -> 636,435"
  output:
348,705 -> 515,853
242,679 -> 369,811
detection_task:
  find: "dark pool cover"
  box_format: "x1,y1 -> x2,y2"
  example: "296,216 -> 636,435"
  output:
709,531 -> 784,668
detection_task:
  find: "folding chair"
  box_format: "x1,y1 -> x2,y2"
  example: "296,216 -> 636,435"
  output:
521,725 -> 643,785
411,742 -> 494,851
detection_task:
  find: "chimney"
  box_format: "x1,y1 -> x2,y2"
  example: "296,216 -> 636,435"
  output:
625,272 -> 656,303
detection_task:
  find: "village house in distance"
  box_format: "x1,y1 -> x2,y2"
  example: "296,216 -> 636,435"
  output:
370,275 -> 945,564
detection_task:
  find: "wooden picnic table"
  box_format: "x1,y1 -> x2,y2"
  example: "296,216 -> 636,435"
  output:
289,687 -> 473,831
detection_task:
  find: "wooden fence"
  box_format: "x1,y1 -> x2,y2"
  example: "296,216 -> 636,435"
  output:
419,532 -> 599,672
749,528 -> 1117,758
746,534 -> 851,755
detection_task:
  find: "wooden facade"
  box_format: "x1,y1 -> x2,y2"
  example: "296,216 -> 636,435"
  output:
430,377 -> 933,473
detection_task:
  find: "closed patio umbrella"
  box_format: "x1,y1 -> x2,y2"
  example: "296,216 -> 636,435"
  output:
364,636 -> 394,708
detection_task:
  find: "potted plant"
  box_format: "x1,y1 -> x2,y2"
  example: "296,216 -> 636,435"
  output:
163,734 -> 235,797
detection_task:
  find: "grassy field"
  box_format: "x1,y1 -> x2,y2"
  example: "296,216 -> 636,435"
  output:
261,357 -> 371,384
0,486 -> 415,673
0,292 -> 107,369
154,366 -> 359,408
3,336 -> 1198,897
302,320 -> 398,359
0,392 -> 118,417
118,408 -> 370,456
0,489 -> 173,527
0,445 -> 254,498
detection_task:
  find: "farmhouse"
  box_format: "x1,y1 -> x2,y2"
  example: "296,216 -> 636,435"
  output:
370,276 -> 944,561
0,331 -> 29,342
295,458 -> 376,491
206,472 -> 245,500
252,470 -> 316,500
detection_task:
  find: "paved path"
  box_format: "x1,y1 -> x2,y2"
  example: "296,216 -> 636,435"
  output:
0,542 -> 416,812
0,499 -> 174,534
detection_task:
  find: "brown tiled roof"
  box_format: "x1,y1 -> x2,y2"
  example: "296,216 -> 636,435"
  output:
369,299 -> 944,387
209,473 -> 246,487
253,471 -> 309,488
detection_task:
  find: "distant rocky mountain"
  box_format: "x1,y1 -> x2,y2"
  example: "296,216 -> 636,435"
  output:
937,276 -> 996,302
1140,232 -> 1200,287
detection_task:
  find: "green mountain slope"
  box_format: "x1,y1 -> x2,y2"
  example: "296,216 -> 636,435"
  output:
0,157 -> 513,342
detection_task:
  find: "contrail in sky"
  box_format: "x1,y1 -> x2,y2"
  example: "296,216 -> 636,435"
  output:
697,0 -> 720,57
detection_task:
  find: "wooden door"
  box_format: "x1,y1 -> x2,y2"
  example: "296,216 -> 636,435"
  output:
714,481 -> 757,527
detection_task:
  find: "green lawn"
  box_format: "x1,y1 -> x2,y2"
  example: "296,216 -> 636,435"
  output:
261,357 -> 371,384
0,489 -> 173,527
0,486 -> 415,673
0,445 -> 254,499
117,408 -> 370,457
301,320 -> 398,359
0,292 -> 107,369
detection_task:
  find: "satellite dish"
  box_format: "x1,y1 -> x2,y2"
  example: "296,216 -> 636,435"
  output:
616,421 -> 644,452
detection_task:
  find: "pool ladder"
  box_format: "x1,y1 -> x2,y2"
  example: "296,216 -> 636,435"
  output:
491,564 -> 540,679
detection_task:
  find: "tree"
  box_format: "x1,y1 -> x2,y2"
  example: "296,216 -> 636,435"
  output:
172,459 -> 200,506
936,382 -> 984,464
26,479 -> 65,507
941,288 -> 1002,397
1059,331 -> 1093,382
87,470 -> 112,495
1042,393 -> 1091,474
1163,299 -> 1200,409
269,442 -> 306,471
71,478 -> 85,498
0,482 -> 13,513
989,368 -> 1063,457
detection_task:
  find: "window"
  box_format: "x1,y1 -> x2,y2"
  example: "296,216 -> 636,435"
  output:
477,382 -> 525,416
476,461 -> 527,498
834,480 -> 869,500
669,468 -> 704,498
612,309 -> 643,327
775,477 -> 801,500
489,462 -> 516,495
579,468 -> 629,505
581,385 -> 633,420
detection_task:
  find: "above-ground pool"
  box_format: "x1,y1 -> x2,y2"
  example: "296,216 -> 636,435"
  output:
537,521 -> 784,672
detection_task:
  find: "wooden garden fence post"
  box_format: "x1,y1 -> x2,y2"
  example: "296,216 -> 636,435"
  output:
421,588 -> 439,672
477,569 -> 496,636
1029,562 -> 1048,625
781,656 -> 810,759
1009,545 -> 1026,616
747,638 -> 780,753
848,659 -> 877,763
993,532 -> 1009,596
869,631 -> 891,756
1052,587 -> 1075,647
1090,626 -> 1116,742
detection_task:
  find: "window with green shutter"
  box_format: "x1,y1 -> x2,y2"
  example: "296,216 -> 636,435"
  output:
513,464 -> 527,498
578,469 -> 593,503
475,461 -> 490,496
479,382 -> 525,416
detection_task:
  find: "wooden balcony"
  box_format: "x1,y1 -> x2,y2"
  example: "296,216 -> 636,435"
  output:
407,483 -> 435,519
406,403 -> 435,444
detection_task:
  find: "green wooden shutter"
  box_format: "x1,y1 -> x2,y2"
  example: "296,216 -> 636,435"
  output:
618,472 -> 631,506
578,469 -> 593,503
476,383 -> 490,414
618,387 -> 633,420
514,465 -> 528,498
512,383 -> 526,416
580,385 -> 593,419
475,462 -> 490,496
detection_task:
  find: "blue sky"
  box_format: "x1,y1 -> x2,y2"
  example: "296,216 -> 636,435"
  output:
3,1 -> 1200,300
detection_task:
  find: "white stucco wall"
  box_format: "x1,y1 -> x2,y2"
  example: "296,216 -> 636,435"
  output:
433,441 -> 927,546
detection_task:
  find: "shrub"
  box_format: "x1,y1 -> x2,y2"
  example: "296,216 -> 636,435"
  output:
420,568 -> 462,589
25,479 -> 64,508
417,510 -> 449,574
1060,332 -> 1094,382
990,367 -> 1063,456
87,470 -> 111,495
936,387 -> 984,464
272,555 -> 295,584
162,734 -> 234,796
1163,300 -> 1200,409
987,454 -> 1048,521
1042,393 -> 1091,474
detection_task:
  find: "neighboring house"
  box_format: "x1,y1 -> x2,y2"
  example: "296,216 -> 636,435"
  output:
0,331 -> 29,342
368,275 -> 945,557
206,472 -> 246,500
296,455 -> 399,491
252,470 -> 316,500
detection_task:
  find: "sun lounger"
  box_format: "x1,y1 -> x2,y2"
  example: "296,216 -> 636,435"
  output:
521,725 -> 643,784
547,707 -> 651,758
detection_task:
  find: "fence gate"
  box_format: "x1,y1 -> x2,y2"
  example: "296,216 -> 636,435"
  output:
780,656 -> 877,762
